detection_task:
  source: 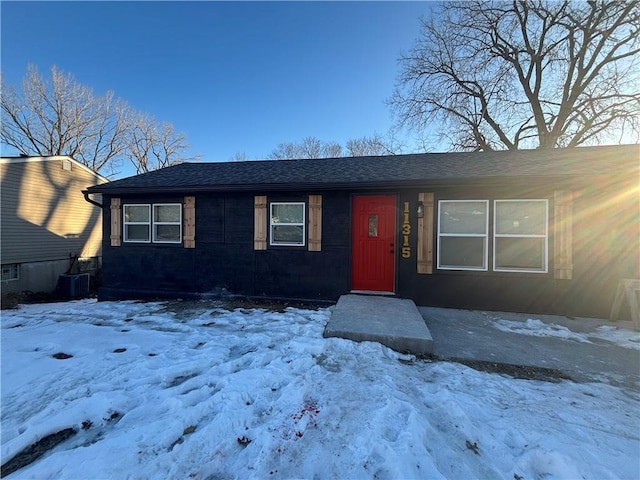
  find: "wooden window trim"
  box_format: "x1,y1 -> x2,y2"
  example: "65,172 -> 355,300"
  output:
308,195 -> 322,252
254,195 -> 267,250
417,192 -> 434,274
554,191 -> 573,280
183,196 -> 196,248
110,198 -> 122,246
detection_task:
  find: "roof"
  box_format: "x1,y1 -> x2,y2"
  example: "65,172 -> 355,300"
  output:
86,144 -> 639,194
0,155 -> 108,183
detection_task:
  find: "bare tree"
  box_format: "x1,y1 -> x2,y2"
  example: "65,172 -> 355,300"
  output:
268,133 -> 400,160
268,141 -> 301,160
1,65 -> 195,175
298,136 -> 323,158
125,113 -> 196,173
231,151 -> 249,162
268,136 -> 336,159
345,132 -> 401,156
1,65 -> 130,174
322,140 -> 343,158
391,1 -> 640,151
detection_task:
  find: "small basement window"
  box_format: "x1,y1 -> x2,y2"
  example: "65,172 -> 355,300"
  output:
153,204 -> 182,243
124,204 -> 151,242
270,202 -> 305,246
1,264 -> 19,281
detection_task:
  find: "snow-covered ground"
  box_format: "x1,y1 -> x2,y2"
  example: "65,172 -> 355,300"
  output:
492,318 -> 640,350
1,299 -> 639,479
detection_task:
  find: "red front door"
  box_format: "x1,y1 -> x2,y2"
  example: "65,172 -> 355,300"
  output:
351,195 -> 396,292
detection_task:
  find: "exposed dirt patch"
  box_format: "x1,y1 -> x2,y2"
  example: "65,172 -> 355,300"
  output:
165,373 -> 198,389
0,428 -> 76,478
0,293 -> 22,310
168,425 -> 197,451
1,290 -> 91,310
161,298 -> 327,317
52,352 -> 73,360
411,355 -> 572,382
452,358 -> 572,382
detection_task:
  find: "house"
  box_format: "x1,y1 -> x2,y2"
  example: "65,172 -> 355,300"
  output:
1,156 -> 105,296
84,145 -> 639,319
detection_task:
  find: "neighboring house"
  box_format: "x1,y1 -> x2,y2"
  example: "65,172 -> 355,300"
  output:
85,145 -> 639,319
1,156 -> 105,295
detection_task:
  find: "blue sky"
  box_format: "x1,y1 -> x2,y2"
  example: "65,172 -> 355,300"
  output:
1,1 -> 430,176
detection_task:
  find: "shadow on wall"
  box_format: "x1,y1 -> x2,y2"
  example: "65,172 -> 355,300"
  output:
1,158 -> 103,297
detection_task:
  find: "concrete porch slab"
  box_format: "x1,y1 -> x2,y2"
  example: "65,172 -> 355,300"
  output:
323,294 -> 433,355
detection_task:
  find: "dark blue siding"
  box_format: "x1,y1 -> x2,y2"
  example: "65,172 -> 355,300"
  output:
100,191 -> 352,302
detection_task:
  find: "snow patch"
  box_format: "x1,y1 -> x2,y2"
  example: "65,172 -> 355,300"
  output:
1,300 -> 638,479
492,317 -> 640,350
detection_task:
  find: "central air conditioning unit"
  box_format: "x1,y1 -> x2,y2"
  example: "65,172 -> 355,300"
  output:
58,273 -> 90,298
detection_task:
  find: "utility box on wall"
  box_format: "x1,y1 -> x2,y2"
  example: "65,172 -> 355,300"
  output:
58,273 -> 90,298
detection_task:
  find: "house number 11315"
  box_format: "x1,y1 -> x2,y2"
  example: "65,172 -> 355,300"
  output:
402,202 -> 411,258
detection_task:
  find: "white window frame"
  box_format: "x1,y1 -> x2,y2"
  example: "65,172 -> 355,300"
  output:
152,203 -> 183,244
1,264 -> 19,282
493,199 -> 548,273
437,200 -> 489,271
269,202 -> 306,247
123,204 -> 151,243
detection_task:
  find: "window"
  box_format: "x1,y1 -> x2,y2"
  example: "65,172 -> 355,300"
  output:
437,199 -> 549,274
124,205 -> 150,242
1,264 -> 19,282
153,204 -> 182,243
437,200 -> 489,270
270,202 -> 305,246
124,203 -> 182,244
494,200 -> 548,272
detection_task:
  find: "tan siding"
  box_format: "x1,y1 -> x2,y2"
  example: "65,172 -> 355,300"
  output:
1,159 -> 103,264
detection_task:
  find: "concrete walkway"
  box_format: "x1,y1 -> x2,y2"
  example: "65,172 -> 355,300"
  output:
323,295 -> 639,390
323,294 -> 433,355
421,306 -> 640,390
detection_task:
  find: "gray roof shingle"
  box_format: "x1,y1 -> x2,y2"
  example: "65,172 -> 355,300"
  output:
87,145 -> 639,194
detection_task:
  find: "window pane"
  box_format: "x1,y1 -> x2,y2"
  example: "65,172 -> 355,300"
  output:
440,202 -> 487,234
125,224 -> 150,241
495,201 -> 546,235
439,236 -> 486,268
272,225 -> 304,244
495,237 -> 545,270
124,205 -> 149,222
154,204 -> 181,223
1,264 -> 19,281
155,224 -> 181,242
272,204 -> 303,224
369,215 -> 378,237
